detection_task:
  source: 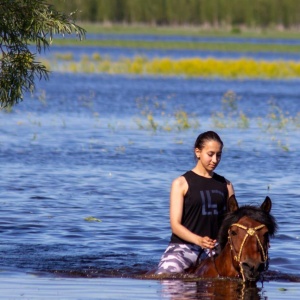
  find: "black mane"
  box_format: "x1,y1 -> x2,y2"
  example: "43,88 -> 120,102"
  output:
218,205 -> 278,250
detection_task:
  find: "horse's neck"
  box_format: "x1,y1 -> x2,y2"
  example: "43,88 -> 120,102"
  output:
214,243 -> 240,278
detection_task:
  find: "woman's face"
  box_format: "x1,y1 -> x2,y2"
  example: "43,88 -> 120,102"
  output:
195,140 -> 223,172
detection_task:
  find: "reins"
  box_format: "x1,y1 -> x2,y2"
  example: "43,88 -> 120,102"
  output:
228,223 -> 268,282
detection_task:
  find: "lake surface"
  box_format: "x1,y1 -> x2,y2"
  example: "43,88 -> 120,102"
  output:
45,44 -> 300,62
1,42 -> 300,299
85,33 -> 300,45
46,32 -> 300,62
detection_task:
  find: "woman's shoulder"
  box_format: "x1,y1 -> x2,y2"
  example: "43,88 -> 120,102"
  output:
213,173 -> 235,196
213,173 -> 233,186
171,173 -> 189,192
171,170 -> 192,183
172,174 -> 187,185
212,172 -> 227,183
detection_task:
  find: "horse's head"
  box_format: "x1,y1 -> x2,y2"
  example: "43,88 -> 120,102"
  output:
219,195 -> 277,283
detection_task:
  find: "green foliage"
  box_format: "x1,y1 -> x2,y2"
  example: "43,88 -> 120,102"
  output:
48,0 -> 300,28
0,0 -> 86,107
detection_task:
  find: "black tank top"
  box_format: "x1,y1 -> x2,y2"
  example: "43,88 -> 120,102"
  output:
170,170 -> 228,244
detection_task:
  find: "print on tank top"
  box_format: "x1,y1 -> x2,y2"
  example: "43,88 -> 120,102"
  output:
200,189 -> 225,216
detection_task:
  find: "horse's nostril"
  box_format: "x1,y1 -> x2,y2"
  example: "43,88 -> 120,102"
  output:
242,262 -> 265,276
241,262 -> 254,272
257,263 -> 265,272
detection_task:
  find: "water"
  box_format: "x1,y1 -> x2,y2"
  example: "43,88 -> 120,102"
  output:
1,45 -> 300,298
61,32 -> 300,46
83,33 -> 300,46
45,45 -> 300,62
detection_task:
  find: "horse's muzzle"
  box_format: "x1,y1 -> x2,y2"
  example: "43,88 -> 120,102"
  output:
241,261 -> 266,282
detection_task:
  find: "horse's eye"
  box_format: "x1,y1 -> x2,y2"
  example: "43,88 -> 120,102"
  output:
231,230 -> 237,236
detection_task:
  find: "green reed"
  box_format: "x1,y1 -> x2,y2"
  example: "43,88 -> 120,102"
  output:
6,86 -> 297,152
133,90 -> 297,151
134,95 -> 199,131
212,90 -> 249,129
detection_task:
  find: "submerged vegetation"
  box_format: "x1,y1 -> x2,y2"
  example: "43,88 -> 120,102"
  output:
134,95 -> 199,132
212,90 -> 250,129
43,54 -> 300,79
133,91 -> 297,151
3,87 -> 297,152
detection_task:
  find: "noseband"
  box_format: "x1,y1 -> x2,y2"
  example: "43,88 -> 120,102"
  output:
228,223 -> 269,281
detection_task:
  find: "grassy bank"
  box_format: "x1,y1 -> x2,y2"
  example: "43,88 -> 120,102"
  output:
53,38 -> 300,53
53,23 -> 300,53
78,23 -> 300,39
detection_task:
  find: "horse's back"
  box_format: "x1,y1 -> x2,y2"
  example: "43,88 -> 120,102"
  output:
189,257 -> 219,278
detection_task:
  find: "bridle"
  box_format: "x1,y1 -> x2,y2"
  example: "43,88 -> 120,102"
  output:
228,223 -> 269,282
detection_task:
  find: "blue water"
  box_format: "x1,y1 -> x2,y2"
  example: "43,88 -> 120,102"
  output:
47,32 -> 300,62
63,32 -> 300,45
1,44 -> 300,298
44,45 -> 300,62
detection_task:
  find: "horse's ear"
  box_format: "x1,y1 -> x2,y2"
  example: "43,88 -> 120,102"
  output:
261,196 -> 272,213
227,194 -> 239,212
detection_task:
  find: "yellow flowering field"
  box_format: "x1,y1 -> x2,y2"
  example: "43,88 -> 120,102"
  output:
43,54 -> 300,79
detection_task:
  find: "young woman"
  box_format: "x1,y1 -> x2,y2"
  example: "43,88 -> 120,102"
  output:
155,131 -> 235,275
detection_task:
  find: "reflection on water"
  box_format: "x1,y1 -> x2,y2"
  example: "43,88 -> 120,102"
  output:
0,272 -> 299,300
160,279 -> 264,300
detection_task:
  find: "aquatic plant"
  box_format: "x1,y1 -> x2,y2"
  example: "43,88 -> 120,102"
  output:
146,113 -> 158,131
115,146 -> 126,153
210,92 -> 296,151
266,100 -> 292,131
134,95 -> 200,132
37,90 -> 47,105
32,133 -> 37,141
256,100 -> 296,151
175,110 -> 191,130
54,52 -> 74,60
174,110 -> 200,130
212,90 -> 249,129
77,91 -> 95,109
238,112 -> 250,129
84,216 -> 102,222
92,53 -> 102,61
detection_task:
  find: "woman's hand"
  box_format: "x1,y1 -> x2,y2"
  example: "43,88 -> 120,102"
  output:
198,236 -> 217,249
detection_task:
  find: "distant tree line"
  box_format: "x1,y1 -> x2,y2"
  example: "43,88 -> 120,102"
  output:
48,0 -> 300,28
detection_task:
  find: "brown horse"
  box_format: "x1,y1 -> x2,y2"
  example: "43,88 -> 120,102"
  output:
191,195 -> 277,283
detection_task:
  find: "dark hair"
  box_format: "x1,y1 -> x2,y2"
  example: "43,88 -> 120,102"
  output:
194,131 -> 224,150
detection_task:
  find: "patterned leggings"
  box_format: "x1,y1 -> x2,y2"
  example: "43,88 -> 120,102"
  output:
155,243 -> 207,275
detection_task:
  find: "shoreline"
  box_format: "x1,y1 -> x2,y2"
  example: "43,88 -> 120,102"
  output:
77,22 -> 300,39
50,23 -> 300,53
50,39 -> 300,53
